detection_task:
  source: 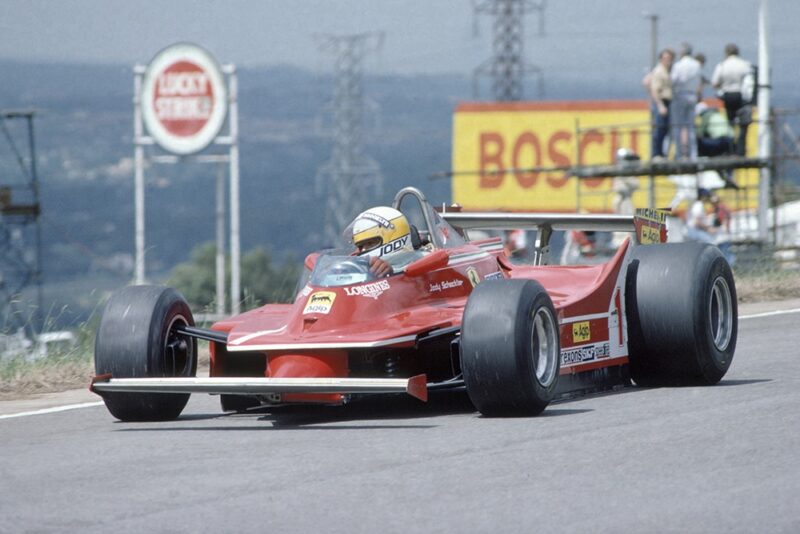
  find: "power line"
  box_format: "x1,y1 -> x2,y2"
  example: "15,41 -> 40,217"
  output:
473,0 -> 546,101
315,32 -> 385,246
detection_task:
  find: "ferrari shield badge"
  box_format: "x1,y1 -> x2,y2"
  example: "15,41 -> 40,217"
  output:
466,267 -> 480,287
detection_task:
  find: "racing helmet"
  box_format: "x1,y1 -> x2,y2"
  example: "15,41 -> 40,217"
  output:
350,206 -> 412,258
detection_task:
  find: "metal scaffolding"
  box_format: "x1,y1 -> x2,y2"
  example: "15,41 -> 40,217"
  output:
473,0 -> 546,101
315,32 -> 384,246
0,110 -> 43,333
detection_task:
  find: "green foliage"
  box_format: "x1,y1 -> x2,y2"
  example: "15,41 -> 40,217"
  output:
167,243 -> 218,311
167,242 -> 301,311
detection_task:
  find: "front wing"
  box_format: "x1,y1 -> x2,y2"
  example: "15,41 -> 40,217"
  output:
91,374 -> 429,402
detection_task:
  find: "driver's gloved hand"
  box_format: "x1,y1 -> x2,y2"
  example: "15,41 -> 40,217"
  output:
368,256 -> 393,277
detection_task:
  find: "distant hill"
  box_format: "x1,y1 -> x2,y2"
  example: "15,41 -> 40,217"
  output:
2,60 -> 799,325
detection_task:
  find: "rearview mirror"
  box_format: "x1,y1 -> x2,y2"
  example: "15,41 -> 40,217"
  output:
405,250 -> 449,277
304,253 -> 319,271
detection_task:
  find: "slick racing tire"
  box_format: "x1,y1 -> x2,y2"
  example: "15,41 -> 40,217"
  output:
461,279 -> 560,416
95,285 -> 197,421
626,242 -> 737,386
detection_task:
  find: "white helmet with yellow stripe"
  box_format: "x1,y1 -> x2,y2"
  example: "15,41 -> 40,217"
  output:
350,206 -> 412,258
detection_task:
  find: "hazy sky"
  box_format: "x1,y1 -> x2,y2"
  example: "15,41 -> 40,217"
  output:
2,0 -> 797,94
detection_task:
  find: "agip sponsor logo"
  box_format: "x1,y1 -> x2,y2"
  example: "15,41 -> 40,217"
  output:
572,321 -> 591,343
344,280 -> 391,300
303,291 -> 336,314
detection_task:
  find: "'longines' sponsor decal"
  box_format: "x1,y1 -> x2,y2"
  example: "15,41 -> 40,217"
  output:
429,279 -> 464,293
304,291 -> 336,314
572,321 -> 591,343
343,279 -> 391,299
561,342 -> 610,366
466,267 -> 480,287
484,271 -> 504,280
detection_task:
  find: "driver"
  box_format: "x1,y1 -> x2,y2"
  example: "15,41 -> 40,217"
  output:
350,206 -> 414,277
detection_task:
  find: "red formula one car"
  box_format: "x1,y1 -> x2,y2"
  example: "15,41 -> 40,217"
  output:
91,187 -> 737,420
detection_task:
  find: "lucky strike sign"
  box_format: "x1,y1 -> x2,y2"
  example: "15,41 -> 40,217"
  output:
452,101 -> 655,212
141,43 -> 227,155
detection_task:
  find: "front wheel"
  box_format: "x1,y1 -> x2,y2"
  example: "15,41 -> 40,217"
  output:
461,279 -> 560,416
94,285 -> 197,421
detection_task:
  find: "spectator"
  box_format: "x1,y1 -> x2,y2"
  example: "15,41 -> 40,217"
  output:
686,188 -> 736,265
503,229 -> 528,262
711,43 -> 753,155
696,102 -> 735,157
643,48 -> 674,160
695,53 -> 709,100
671,43 -> 703,159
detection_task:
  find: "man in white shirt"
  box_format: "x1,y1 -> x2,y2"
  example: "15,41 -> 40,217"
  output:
670,43 -> 702,159
642,48 -> 674,159
686,188 -> 736,265
712,43 -> 753,155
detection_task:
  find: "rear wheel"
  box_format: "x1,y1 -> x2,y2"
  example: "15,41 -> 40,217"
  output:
94,285 -> 197,421
461,279 -> 560,416
626,243 -> 737,386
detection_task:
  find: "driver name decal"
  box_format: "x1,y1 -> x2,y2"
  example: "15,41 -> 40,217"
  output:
344,280 -> 391,299
380,236 -> 409,256
304,291 -> 337,314
429,279 -> 464,293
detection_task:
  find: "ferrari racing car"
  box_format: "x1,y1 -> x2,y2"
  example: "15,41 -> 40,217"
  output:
91,187 -> 737,420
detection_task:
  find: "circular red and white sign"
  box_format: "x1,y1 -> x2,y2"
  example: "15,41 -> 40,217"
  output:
141,43 -> 228,155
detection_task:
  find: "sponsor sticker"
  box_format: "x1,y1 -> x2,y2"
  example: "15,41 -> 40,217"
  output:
343,280 -> 391,299
572,321 -> 591,343
484,271 -> 504,281
304,291 -> 336,314
638,225 -> 661,244
561,342 -> 611,366
360,212 -> 394,229
429,279 -> 465,293
635,208 -> 668,224
561,346 -> 596,365
466,267 -> 480,287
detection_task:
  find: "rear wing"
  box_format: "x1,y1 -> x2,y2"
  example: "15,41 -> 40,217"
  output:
441,209 -> 668,264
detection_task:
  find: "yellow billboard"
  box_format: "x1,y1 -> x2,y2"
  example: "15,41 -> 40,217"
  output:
451,100 -> 759,213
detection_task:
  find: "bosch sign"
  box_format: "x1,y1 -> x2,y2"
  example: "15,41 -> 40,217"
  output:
141,43 -> 227,155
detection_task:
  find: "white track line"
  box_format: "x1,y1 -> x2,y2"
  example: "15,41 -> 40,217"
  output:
740,308 -> 800,320
0,401 -> 104,421
2,306 -> 799,421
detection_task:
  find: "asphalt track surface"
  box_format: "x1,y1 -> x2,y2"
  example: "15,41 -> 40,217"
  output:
2,303 -> 799,533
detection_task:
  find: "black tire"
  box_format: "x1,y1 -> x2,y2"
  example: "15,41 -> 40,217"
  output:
94,285 -> 197,421
461,279 -> 560,416
626,243 -> 737,386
